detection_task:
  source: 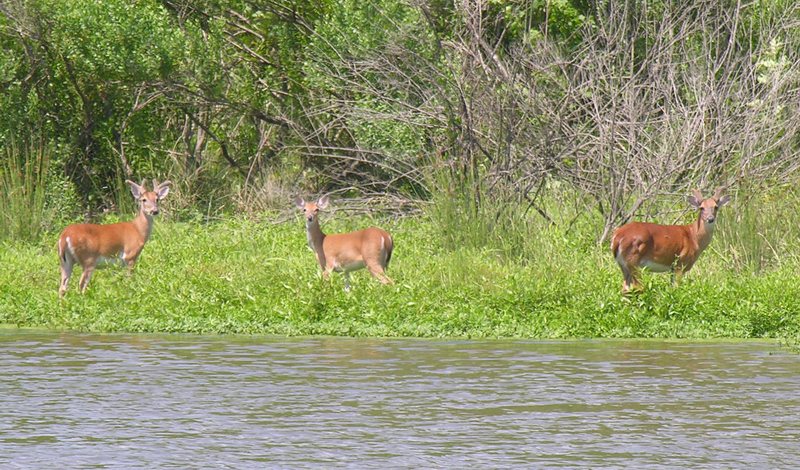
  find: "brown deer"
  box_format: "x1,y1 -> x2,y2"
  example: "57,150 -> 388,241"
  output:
611,188 -> 730,293
58,180 -> 171,298
295,195 -> 394,291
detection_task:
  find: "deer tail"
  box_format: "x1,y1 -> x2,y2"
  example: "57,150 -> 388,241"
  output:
384,233 -> 393,268
57,237 -> 66,265
58,235 -> 74,266
610,229 -> 621,258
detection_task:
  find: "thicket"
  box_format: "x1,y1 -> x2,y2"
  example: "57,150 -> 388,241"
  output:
1,0 -> 799,261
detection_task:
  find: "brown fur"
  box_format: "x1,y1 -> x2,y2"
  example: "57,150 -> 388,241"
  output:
611,188 -> 730,293
58,180 -> 170,298
296,196 -> 394,290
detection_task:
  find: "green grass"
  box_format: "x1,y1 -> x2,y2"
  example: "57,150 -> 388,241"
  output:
1,212 -> 799,342
0,141 -> 54,242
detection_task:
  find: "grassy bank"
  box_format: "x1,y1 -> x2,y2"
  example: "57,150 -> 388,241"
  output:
1,212 -> 798,342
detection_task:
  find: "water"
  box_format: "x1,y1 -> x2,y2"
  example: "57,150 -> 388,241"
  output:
1,330 -> 798,468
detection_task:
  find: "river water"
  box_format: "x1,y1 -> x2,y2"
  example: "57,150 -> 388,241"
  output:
0,330 -> 798,468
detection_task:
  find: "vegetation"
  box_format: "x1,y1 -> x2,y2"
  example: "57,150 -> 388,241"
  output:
1,190 -> 800,343
1,1 -> 798,221
0,1 -> 799,340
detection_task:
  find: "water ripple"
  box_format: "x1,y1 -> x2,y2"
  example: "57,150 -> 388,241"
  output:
0,332 -> 798,468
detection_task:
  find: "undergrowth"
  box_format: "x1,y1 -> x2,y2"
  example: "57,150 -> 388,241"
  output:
1,201 -> 798,341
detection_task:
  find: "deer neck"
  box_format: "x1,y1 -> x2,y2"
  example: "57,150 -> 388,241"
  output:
692,213 -> 714,252
133,208 -> 155,242
306,218 -> 327,255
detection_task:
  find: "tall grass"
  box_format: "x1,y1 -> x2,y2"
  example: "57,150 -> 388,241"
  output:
426,169 -> 606,274
0,214 -> 797,342
429,169 -> 800,278
1,163 -> 799,342
426,167 -> 539,261
716,186 -> 800,274
234,172 -> 295,216
0,141 -> 55,242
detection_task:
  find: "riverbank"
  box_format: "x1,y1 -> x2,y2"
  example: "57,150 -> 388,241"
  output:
1,216 -> 798,342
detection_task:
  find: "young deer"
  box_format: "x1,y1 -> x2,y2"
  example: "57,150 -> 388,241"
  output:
611,188 -> 730,293
58,180 -> 171,298
295,195 -> 394,291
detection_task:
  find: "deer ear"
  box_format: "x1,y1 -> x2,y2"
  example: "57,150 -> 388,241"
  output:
717,194 -> 731,207
317,195 -> 330,209
126,180 -> 143,198
156,181 -> 171,200
294,197 -> 305,209
687,195 -> 702,208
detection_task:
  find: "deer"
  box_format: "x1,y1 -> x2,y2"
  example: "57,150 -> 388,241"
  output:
295,195 -> 394,291
57,179 -> 171,298
610,187 -> 730,293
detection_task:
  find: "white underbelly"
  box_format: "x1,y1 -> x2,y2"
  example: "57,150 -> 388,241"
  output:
641,260 -> 672,272
334,260 -> 365,273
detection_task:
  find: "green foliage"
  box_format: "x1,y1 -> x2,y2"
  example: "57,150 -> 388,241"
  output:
504,0 -> 592,46
427,166 -> 530,259
46,0 -> 184,81
0,213 -> 798,342
2,0 -> 797,218
0,0 -> 195,209
756,38 -> 791,86
0,1 -> 798,349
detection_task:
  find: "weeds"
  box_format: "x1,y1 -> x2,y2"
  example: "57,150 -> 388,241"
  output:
0,209 -> 798,341
1,174 -> 799,341
0,141 -> 60,242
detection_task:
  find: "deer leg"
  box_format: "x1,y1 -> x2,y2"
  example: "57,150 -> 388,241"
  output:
124,254 -> 139,275
79,260 -> 97,294
617,258 -> 635,293
616,249 -> 637,294
367,263 -> 393,285
672,266 -> 685,286
122,246 -> 144,275
59,254 -> 74,299
630,265 -> 644,292
622,274 -> 634,294
343,272 -> 352,292
622,265 -> 642,294
80,266 -> 94,294
620,266 -> 631,293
